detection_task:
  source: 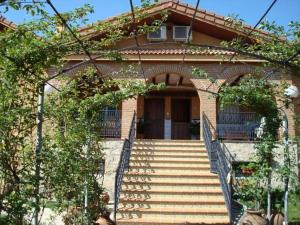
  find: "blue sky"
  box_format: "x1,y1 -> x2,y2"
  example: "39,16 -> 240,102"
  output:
1,0 -> 300,30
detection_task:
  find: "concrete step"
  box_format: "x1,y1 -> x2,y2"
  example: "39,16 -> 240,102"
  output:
116,210 -> 229,222
132,145 -> 206,151
119,198 -> 226,207
128,163 -> 211,170
121,181 -> 222,192
118,207 -> 227,214
128,166 -> 212,174
120,191 -> 224,201
122,179 -> 221,186
129,160 -> 209,168
124,170 -> 218,177
117,217 -> 230,225
131,150 -> 207,157
121,185 -> 222,193
123,174 -> 219,183
129,155 -> 209,162
135,139 -> 204,145
121,188 -> 223,195
118,201 -> 227,211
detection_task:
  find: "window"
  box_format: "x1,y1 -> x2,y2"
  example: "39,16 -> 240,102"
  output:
173,26 -> 192,41
147,26 -> 167,41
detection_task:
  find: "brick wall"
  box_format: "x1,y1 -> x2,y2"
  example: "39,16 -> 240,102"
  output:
73,61 -> 296,139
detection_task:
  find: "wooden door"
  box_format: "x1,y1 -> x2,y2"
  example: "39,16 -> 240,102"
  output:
144,98 -> 165,139
171,99 -> 190,140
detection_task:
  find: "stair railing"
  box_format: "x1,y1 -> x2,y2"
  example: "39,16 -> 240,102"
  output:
202,113 -> 233,223
114,111 -> 136,221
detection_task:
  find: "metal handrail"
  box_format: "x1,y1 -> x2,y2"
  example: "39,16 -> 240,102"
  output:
203,113 -> 233,222
114,111 -> 136,221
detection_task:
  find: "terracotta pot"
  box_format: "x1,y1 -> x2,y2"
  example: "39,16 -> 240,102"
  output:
100,192 -> 110,204
240,209 -> 268,225
95,217 -> 110,225
271,212 -> 284,225
95,214 -> 115,225
241,168 -> 255,175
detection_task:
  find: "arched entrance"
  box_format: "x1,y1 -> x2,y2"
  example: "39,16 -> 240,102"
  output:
137,73 -> 200,140
217,75 -> 261,140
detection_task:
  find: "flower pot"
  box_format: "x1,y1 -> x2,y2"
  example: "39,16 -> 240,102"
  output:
240,209 -> 268,225
95,212 -> 115,225
270,212 -> 284,225
95,217 -> 110,225
99,192 -> 110,204
241,168 -> 255,175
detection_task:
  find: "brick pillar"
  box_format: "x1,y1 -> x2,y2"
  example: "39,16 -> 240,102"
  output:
192,79 -> 219,140
198,91 -> 217,140
121,97 -> 137,139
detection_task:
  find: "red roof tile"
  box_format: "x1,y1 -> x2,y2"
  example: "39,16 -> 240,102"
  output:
120,48 -> 234,56
79,0 -> 269,39
0,16 -> 16,30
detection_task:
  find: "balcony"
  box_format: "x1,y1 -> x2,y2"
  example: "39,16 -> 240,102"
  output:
217,112 -> 260,140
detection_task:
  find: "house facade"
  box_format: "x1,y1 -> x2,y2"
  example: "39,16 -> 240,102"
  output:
69,0 -> 297,141
61,1 -> 299,224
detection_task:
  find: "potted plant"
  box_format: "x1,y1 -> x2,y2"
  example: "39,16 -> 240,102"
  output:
241,163 -> 256,176
190,119 -> 200,140
234,178 -> 268,225
269,188 -> 284,225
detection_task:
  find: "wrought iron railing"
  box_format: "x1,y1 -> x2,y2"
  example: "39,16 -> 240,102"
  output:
217,112 -> 260,140
114,111 -> 136,221
203,113 -> 218,173
203,113 -> 233,222
98,110 -> 121,138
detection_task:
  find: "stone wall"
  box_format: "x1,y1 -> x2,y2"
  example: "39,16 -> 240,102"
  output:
222,141 -> 299,186
101,140 -> 124,206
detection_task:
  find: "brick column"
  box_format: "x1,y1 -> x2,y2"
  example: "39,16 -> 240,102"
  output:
192,79 -> 219,140
198,91 -> 217,140
121,97 -> 137,139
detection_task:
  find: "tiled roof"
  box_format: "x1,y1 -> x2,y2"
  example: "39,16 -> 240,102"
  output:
79,0 -> 269,38
120,48 -> 234,55
0,16 -> 16,30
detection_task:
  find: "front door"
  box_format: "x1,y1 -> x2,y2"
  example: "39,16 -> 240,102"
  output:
171,99 -> 190,140
144,98 -> 165,139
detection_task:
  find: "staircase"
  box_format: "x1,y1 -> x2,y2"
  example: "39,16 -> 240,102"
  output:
116,140 -> 230,225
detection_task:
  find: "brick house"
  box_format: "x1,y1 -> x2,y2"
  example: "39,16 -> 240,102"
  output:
63,1 -> 299,224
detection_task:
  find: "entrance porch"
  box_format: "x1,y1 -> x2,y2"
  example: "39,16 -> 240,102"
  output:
136,89 -> 200,140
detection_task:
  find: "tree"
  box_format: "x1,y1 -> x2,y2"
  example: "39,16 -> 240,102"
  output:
193,17 -> 299,221
0,1 -> 163,224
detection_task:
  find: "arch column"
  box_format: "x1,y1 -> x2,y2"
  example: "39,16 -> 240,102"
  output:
121,97 -> 137,138
192,79 -> 220,140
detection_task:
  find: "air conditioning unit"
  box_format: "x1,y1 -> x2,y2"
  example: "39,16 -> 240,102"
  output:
173,26 -> 192,41
147,26 -> 167,41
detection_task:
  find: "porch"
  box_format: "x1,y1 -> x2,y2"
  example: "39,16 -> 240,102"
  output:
97,107 -> 260,141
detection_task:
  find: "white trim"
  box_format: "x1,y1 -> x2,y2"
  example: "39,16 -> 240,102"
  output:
147,26 -> 167,41
164,119 -> 171,139
173,26 -> 192,42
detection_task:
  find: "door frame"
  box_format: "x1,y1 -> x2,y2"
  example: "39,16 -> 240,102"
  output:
144,97 -> 165,139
